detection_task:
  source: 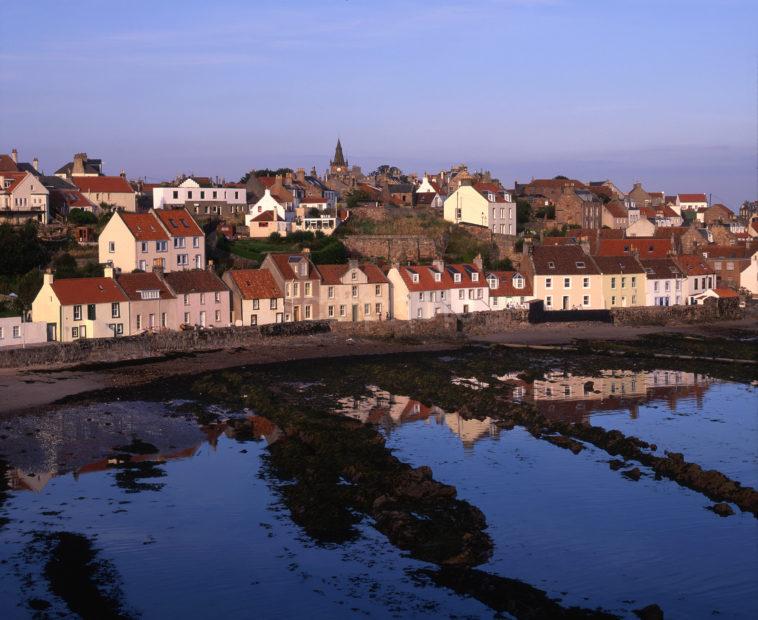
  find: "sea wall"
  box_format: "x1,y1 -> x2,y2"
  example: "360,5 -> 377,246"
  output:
610,298 -> 742,325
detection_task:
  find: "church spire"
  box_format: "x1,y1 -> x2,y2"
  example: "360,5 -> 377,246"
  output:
332,138 -> 346,167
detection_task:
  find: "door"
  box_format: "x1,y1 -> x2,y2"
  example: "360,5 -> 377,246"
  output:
351,304 -> 358,322
276,313 -> 283,324
46,323 -> 57,342
294,306 -> 300,321
463,304 -> 469,314
562,296 -> 569,310
199,311 -> 206,327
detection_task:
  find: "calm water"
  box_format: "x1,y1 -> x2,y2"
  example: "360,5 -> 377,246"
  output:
0,363 -> 756,618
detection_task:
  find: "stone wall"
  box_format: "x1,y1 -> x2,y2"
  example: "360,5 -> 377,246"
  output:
343,235 -> 437,262
610,298 -> 742,325
458,224 -> 517,262
350,206 -> 393,222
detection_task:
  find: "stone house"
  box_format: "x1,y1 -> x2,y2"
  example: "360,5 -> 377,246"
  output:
223,269 -> 284,326
316,261 -> 390,322
702,204 -> 734,226
260,251 -> 321,322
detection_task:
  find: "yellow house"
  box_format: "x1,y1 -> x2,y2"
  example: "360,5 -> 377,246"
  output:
523,245 -> 604,310
592,256 -> 647,308
32,267 -> 130,342
316,261 -> 390,322
223,269 -> 285,326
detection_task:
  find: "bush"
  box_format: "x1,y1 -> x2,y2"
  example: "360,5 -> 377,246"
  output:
269,232 -> 282,241
67,208 -> 97,225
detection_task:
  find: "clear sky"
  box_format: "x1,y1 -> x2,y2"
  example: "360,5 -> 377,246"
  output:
1,0 -> 755,207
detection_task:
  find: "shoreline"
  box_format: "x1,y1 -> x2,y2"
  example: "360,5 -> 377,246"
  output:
2,318 -> 755,416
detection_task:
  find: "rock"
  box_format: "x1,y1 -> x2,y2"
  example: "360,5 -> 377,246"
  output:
609,459 -> 625,471
634,603 -> 664,619
708,502 -> 734,517
622,467 -> 642,481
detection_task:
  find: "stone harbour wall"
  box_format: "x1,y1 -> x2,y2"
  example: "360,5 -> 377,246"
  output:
610,298 -> 742,326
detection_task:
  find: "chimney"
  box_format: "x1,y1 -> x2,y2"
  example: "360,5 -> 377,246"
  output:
432,258 -> 445,272
285,171 -> 293,185
301,247 -> 311,255
348,258 -> 359,270
11,148 -> 18,163
296,168 -> 306,183
120,169 -> 126,179
473,253 -> 483,271
104,266 -> 114,279
206,260 -> 214,272
72,153 -> 86,175
43,269 -> 54,285
32,157 -> 39,171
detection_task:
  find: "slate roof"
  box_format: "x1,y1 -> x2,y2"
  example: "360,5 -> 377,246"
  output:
639,258 -> 684,279
267,253 -> 320,281
55,158 -> 102,176
530,245 -> 600,275
162,270 -> 228,294
116,272 -> 175,300
591,255 -> 645,275
228,269 -> 283,300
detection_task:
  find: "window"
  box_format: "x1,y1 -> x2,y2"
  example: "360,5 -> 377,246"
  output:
193,237 -> 200,248
174,237 -> 186,249
173,190 -> 179,199
453,273 -> 461,283
111,302 -> 120,318
351,271 -> 357,281
0,327 -> 3,339
328,305 -> 335,318
12,325 -> 20,338
136,314 -> 142,329
714,261 -> 722,269
141,242 -> 148,253
726,262 -> 734,271
108,241 -> 115,253
184,312 -> 190,323
472,273 -> 479,282
514,276 -> 524,289
251,314 -> 258,325
293,283 -> 299,296
611,296 -> 616,306
156,240 -> 167,252
351,285 -> 358,298
187,191 -> 193,199
440,291 -> 445,300
547,261 -> 555,269
253,299 -> 260,310
161,313 -> 167,327
675,280 -> 681,291
418,292 -> 424,301
621,277 -> 626,288
375,284 -> 381,296
339,305 -> 346,317
73,305 -> 82,321
87,304 -> 96,320
611,277 -> 616,289
411,274 -> 419,283
545,296 -> 552,308
215,310 -> 221,322
375,302 -> 382,315
583,295 -> 589,306
364,303 -> 370,315
176,254 -> 188,266
563,277 -> 571,288
631,276 -> 636,287
545,278 -> 552,289
72,326 -> 79,339
285,283 -> 291,297
212,191 -> 217,199
417,308 -> 422,318
654,281 -> 659,292
270,299 -> 277,310
582,277 -> 589,288
328,286 -> 335,299
458,290 -> 464,300
200,293 -> 207,305
492,297 -> 499,306
665,281 -> 670,292
305,282 -> 312,296
477,289 -> 483,299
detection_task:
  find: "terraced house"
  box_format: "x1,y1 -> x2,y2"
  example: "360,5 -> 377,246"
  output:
592,256 -> 646,308
523,245 -> 604,310
99,208 -> 205,273
639,258 -> 685,306
316,261 -> 390,322
161,269 -> 230,329
223,269 -> 284,326
261,252 -> 321,322
32,267 -> 130,342
386,258 -> 489,320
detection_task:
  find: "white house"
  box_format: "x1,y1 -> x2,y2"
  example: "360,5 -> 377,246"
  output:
485,271 -> 535,309
386,258 -> 489,320
153,177 -> 246,210
673,255 -> 716,304
675,193 -> 708,215
0,316 -> 47,348
246,188 -> 288,226
443,182 -> 516,235
640,258 -> 686,306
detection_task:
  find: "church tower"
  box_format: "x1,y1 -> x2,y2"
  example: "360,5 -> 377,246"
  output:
330,139 -> 348,174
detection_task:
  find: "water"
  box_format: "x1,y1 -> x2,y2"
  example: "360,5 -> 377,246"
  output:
0,359 -> 756,618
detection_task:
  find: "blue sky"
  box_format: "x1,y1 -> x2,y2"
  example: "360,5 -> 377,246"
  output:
1,0 -> 755,206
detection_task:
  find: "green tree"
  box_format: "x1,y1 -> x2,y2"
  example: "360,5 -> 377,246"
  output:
67,208 -> 97,225
516,199 -> 532,233
15,269 -> 43,312
52,253 -> 78,278
0,222 -> 48,278
345,189 -> 372,209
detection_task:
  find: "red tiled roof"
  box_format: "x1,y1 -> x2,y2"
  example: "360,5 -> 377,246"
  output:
396,263 -> 486,292
0,171 -> 30,193
299,196 -> 326,204
119,212 -> 169,241
473,182 -> 503,195
653,226 -> 688,239
0,154 -> 20,172
257,176 -> 276,188
228,269 -> 282,299
674,255 -> 714,276
57,189 -> 96,209
486,271 -> 533,297
162,270 -> 228,294
531,245 -> 600,275
72,176 -> 134,194
154,208 -> 203,237
603,200 -> 628,219
116,272 -> 175,300
712,288 -> 738,298
251,210 -> 282,222
702,244 -> 755,259
51,277 -> 129,305
595,238 -> 672,258
591,255 -> 645,275
542,237 -> 578,246
678,193 -> 707,203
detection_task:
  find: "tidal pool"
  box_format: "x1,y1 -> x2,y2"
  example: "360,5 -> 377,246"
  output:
0,353 -> 756,619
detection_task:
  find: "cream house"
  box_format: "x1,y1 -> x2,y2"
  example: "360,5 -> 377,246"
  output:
523,245 -> 604,310
316,261 -> 389,322
223,269 -> 285,326
592,256 -> 647,308
72,176 -> 136,211
99,208 -> 205,272
0,171 -> 50,224
443,181 -> 516,235
32,267 -> 130,342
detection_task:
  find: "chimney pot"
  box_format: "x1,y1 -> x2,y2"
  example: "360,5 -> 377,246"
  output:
11,148 -> 18,163
32,157 -> 39,171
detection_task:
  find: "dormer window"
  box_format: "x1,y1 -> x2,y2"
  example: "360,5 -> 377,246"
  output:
300,264 -> 307,277
411,274 -> 419,283
547,261 -> 556,269
514,275 -> 524,289
575,261 -> 585,269
471,273 -> 479,282
488,276 -> 497,289
433,272 -> 441,282
453,273 -> 461,283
